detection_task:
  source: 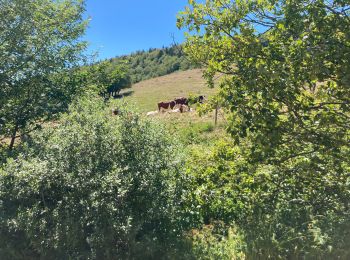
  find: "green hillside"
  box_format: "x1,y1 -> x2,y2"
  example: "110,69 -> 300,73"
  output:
119,68 -> 226,148
122,69 -> 217,112
109,44 -> 198,84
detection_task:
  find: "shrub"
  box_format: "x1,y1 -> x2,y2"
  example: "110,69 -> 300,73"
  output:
189,222 -> 246,260
182,141 -> 350,259
0,97 -> 183,259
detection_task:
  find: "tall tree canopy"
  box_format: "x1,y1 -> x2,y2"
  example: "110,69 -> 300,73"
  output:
178,0 -> 350,174
178,0 -> 350,257
0,0 -> 87,151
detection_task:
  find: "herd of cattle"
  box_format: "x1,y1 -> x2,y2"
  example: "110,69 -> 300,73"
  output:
112,95 -> 205,117
158,95 -> 204,111
147,95 -> 204,116
146,95 -> 205,116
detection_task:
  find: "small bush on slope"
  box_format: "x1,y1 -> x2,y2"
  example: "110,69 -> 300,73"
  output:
0,97 -> 183,259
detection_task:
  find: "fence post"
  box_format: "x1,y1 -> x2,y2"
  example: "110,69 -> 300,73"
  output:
215,103 -> 218,126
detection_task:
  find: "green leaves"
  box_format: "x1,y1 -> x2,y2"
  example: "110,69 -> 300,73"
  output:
179,0 -> 350,257
84,60 -> 132,98
0,97 -> 184,258
179,0 -> 350,166
0,0 -> 87,152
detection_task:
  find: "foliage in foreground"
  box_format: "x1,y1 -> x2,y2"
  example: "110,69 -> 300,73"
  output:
182,141 -> 350,259
0,97 -> 183,259
178,0 -> 350,258
188,222 -> 246,260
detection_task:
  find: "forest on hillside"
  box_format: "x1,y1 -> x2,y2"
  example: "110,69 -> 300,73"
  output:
109,45 -> 198,84
0,0 -> 349,259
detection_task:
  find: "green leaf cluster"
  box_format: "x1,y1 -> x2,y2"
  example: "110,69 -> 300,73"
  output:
80,60 -> 132,98
0,97 -> 183,259
178,0 -> 350,257
182,141 -> 350,258
0,0 -> 87,151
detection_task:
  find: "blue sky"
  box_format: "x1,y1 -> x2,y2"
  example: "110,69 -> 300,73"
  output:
84,0 -> 189,60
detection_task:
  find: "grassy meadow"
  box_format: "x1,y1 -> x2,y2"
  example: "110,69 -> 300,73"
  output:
121,69 -> 217,112
119,68 -> 226,146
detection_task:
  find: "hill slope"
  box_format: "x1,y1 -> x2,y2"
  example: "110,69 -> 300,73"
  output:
110,45 -> 198,84
122,69 -> 217,112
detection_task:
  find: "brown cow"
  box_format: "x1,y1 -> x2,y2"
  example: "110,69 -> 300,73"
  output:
158,101 -> 176,111
174,97 -> 188,105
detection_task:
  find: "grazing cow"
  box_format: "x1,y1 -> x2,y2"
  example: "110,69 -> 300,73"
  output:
198,95 -> 205,103
158,100 -> 176,111
158,102 -> 169,111
174,97 -> 188,105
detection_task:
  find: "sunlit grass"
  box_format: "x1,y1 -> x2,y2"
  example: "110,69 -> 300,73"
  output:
121,69 -> 217,112
119,68 -> 227,145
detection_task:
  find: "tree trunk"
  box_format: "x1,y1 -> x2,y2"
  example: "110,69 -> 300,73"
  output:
9,123 -> 19,151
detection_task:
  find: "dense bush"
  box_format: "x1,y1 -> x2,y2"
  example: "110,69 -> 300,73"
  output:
0,97 -> 183,259
188,222 -> 246,260
182,141 -> 350,259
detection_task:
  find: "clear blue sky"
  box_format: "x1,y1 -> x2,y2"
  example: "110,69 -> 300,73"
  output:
84,0 -> 189,60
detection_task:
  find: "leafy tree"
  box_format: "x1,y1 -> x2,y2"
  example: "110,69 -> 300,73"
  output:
0,97 -> 184,259
178,0 -> 350,162
0,0 -> 87,151
178,0 -> 350,257
85,61 -> 131,98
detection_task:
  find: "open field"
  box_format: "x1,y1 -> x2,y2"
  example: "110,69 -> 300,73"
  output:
119,68 -> 227,147
121,69 -> 218,112
118,68 -> 227,146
